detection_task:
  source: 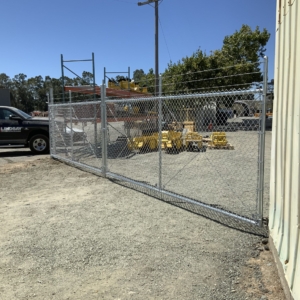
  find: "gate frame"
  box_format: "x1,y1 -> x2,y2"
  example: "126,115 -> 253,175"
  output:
49,57 -> 268,228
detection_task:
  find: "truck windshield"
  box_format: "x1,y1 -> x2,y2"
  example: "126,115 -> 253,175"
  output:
15,109 -> 32,119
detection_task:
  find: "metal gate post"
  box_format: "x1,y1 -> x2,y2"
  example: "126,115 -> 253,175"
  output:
101,81 -> 108,177
69,90 -> 74,161
158,75 -> 162,190
49,88 -> 56,155
257,56 -> 268,226
92,53 -> 98,157
94,106 -> 98,155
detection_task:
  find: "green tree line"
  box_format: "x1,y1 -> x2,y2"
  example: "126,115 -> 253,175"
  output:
0,72 -> 95,113
133,25 -> 270,94
131,25 -> 270,109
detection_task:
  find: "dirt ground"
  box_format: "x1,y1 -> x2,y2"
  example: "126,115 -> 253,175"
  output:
0,155 -> 285,300
55,126 -> 272,221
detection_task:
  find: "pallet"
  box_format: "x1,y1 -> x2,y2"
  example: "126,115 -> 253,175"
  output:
207,143 -> 234,150
202,138 -> 211,143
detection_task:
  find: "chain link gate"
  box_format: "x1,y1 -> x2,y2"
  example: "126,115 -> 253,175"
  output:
49,59 -> 268,228
49,100 -> 103,173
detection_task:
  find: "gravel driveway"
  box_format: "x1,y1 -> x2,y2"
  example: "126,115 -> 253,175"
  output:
0,156 -> 284,300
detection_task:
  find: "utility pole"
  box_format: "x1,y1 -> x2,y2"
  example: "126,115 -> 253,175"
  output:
138,0 -> 160,96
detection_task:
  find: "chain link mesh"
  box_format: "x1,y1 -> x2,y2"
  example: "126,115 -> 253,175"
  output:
102,89 -> 264,221
105,98 -> 160,187
49,101 -> 102,170
49,68 -> 268,227
160,92 -> 262,220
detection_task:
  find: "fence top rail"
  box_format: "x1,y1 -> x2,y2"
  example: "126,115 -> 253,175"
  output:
49,88 -> 263,107
49,100 -> 102,108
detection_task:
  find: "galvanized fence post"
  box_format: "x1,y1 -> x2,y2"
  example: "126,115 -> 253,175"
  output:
69,90 -> 74,161
158,75 -> 162,190
257,56 -> 268,226
101,81 -> 107,177
94,104 -> 98,156
49,88 -> 56,155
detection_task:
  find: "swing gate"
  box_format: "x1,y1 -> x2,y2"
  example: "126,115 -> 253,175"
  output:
49,64 -> 268,228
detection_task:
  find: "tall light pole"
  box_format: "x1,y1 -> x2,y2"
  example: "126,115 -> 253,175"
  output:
138,0 -> 160,96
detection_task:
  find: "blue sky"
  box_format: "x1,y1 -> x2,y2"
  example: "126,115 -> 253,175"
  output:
1,0 -> 276,84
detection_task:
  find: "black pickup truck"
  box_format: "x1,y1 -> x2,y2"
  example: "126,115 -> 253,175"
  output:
0,106 -> 49,154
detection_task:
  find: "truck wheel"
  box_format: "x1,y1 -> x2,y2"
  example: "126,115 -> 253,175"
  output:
29,134 -> 49,154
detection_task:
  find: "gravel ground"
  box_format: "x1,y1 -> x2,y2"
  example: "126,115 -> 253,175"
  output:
55,121 -> 272,221
0,155 -> 285,300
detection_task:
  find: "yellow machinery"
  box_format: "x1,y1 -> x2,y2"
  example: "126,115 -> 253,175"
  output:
127,107 -> 209,153
161,131 -> 183,151
128,131 -> 183,152
127,130 -> 208,153
168,121 -> 183,131
108,80 -> 148,94
182,108 -> 196,132
160,130 -> 205,152
184,131 -> 204,151
133,106 -> 140,114
127,133 -> 158,151
207,132 -> 234,150
180,108 -> 205,151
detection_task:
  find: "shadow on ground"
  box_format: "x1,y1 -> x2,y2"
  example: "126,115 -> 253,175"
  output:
0,150 -> 34,157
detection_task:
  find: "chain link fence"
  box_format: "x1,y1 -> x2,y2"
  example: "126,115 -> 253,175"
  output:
49,62 -> 268,228
49,101 -> 102,171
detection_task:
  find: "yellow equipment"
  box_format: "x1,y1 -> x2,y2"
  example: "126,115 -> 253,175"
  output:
148,133 -> 158,150
109,80 -> 148,94
108,81 -> 120,89
127,106 -> 207,153
160,130 -> 205,152
127,133 -> 158,151
207,132 -> 234,150
184,131 -> 203,151
182,108 -> 196,132
161,131 -> 183,151
127,136 -> 144,150
168,121 -> 183,131
127,130 -> 207,153
133,106 -> 140,114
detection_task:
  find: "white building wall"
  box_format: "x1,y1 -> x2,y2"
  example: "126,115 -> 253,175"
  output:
270,0 -> 300,299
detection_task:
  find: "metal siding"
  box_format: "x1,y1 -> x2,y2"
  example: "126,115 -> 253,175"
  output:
270,0 -> 300,299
